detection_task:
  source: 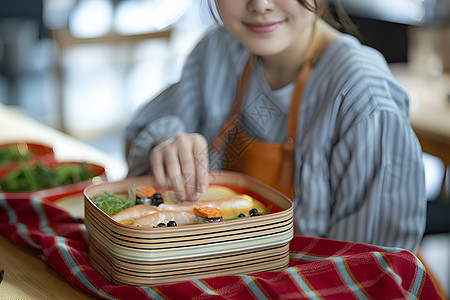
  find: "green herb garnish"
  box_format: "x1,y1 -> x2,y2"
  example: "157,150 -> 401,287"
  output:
93,186 -> 136,215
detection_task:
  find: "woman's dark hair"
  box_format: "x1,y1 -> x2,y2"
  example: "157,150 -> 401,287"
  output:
317,0 -> 360,38
208,0 -> 359,38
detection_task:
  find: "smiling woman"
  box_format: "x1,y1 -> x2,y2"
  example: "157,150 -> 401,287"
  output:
126,0 -> 427,253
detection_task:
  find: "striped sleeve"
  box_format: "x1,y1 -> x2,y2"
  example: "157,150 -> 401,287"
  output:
292,35 -> 427,252
327,106 -> 426,252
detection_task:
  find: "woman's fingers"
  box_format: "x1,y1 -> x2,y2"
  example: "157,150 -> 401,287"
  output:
177,135 -> 197,201
149,134 -> 210,202
150,137 -> 186,200
192,134 -> 209,194
149,148 -> 167,189
163,141 -> 187,201
150,136 -> 176,189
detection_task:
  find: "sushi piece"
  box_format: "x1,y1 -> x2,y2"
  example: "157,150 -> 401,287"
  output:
193,206 -> 224,223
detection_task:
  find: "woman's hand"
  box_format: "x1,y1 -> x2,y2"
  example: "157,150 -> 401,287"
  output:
149,133 -> 209,201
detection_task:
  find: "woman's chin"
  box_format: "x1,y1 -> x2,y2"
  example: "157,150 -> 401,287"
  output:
243,43 -> 286,57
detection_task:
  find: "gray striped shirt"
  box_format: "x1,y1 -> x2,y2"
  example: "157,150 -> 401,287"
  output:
126,27 -> 426,252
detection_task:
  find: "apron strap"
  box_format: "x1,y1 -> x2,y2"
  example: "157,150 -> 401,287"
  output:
278,58 -> 313,191
211,54 -> 257,151
278,33 -> 321,191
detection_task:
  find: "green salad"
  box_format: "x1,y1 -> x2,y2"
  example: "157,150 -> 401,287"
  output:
0,163 -> 97,192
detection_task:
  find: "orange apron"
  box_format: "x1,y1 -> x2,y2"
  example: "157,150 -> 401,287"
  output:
212,41 -> 318,199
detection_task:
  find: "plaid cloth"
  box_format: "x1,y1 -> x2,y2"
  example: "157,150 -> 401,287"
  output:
0,196 -> 442,300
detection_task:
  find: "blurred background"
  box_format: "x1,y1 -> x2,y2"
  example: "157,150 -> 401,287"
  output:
0,0 -> 215,158
0,0 -> 449,297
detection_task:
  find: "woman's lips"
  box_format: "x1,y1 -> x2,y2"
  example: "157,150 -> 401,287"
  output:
244,21 -> 283,34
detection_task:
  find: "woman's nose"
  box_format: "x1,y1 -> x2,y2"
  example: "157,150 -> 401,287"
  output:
247,0 -> 275,13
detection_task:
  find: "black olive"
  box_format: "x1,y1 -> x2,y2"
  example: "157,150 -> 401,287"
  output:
156,223 -> 165,227
167,220 -> 177,227
237,213 -> 246,218
150,193 -> 164,206
249,208 -> 259,216
154,198 -> 164,207
251,212 -> 262,217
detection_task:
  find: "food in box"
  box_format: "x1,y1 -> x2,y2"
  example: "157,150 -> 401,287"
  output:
84,171 -> 294,286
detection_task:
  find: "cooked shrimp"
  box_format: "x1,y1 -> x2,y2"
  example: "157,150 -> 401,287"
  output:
157,204 -> 193,213
112,205 -> 158,222
164,195 -> 260,217
132,211 -> 196,227
180,195 -> 255,211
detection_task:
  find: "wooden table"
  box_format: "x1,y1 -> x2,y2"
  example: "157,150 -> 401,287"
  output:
0,103 -> 128,298
391,65 -> 450,167
0,235 -> 96,299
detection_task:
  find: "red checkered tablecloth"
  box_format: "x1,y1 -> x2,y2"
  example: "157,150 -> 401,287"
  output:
0,196 -> 442,299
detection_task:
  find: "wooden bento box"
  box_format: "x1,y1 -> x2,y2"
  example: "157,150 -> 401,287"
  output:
84,171 -> 294,286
